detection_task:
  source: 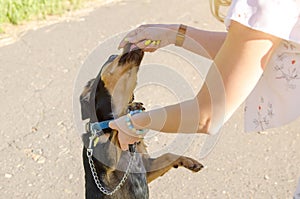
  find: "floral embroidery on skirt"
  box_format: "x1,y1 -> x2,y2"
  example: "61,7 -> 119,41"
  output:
245,41 -> 300,132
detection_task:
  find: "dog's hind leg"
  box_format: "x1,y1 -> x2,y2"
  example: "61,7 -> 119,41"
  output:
143,153 -> 204,183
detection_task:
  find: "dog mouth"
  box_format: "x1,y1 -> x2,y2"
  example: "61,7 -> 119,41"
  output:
118,43 -> 144,66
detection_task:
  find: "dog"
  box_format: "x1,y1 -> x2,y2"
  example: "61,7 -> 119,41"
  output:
80,44 -> 203,199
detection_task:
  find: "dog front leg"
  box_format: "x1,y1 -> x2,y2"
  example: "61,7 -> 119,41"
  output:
143,153 -> 203,183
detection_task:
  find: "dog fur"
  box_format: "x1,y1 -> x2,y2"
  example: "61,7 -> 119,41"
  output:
80,45 -> 203,199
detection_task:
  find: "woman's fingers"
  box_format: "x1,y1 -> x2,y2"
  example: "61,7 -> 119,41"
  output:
118,38 -> 129,50
108,120 -> 117,129
119,26 -> 147,49
109,120 -> 140,151
118,132 -> 139,151
135,39 -> 161,52
119,25 -> 165,50
145,40 -> 161,52
118,130 -> 140,151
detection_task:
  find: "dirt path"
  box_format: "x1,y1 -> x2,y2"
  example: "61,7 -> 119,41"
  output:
1,0 -> 299,198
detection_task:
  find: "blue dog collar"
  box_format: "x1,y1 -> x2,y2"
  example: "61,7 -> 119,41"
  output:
85,120 -> 113,134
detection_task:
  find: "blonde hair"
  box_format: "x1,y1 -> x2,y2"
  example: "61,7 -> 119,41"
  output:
209,0 -> 232,22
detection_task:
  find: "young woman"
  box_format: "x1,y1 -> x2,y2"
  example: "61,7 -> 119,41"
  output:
109,0 -> 300,154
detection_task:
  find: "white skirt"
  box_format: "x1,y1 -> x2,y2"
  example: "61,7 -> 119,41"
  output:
224,0 -> 300,132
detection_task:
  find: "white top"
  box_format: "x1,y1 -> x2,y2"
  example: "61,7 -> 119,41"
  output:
225,0 -> 300,132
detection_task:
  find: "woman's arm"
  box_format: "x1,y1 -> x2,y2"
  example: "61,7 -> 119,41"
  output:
119,24 -> 227,59
182,26 -> 227,59
112,21 -> 281,150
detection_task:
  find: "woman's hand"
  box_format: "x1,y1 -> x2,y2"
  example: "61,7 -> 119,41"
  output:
119,24 -> 179,52
109,115 -> 142,151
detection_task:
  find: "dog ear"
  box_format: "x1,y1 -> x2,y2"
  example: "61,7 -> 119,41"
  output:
107,54 -> 118,63
80,79 -> 95,120
80,95 -> 90,120
80,54 -> 118,121
80,76 -> 103,122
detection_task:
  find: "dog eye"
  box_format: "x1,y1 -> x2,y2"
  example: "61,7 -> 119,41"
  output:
102,54 -> 118,68
108,54 -> 118,62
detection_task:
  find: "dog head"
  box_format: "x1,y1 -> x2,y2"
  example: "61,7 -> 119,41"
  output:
80,44 -> 144,122
80,44 -> 144,168
99,44 -> 144,118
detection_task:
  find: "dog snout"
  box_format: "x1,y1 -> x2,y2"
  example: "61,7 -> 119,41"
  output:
118,44 -> 144,66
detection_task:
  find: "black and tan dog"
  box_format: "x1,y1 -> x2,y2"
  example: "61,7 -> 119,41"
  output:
80,44 -> 203,199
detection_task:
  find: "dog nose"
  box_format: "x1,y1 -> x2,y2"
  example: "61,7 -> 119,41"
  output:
123,43 -> 138,54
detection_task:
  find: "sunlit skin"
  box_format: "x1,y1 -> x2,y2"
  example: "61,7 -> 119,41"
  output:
110,21 -> 281,151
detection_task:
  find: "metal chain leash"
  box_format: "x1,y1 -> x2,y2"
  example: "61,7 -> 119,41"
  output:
86,130 -> 136,196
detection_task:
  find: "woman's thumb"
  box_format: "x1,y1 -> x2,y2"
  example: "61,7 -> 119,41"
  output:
109,120 -> 117,129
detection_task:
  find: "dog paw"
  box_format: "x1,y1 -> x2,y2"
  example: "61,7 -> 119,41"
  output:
127,102 -> 146,112
173,157 -> 204,172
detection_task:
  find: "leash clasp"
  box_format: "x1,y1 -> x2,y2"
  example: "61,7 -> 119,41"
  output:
87,148 -> 93,157
86,122 -> 104,155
